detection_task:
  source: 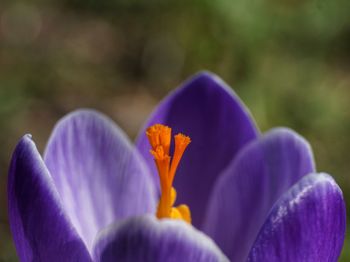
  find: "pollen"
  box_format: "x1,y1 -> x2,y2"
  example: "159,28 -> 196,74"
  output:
146,124 -> 192,223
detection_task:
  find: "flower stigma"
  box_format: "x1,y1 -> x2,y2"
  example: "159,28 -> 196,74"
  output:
146,124 -> 191,223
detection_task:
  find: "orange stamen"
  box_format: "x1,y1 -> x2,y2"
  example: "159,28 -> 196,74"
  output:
146,124 -> 191,223
169,134 -> 191,185
150,146 -> 170,190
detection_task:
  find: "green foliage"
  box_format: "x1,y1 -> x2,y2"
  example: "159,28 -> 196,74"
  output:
0,0 -> 349,259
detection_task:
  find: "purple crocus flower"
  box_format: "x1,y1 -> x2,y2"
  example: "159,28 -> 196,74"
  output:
9,72 -> 346,262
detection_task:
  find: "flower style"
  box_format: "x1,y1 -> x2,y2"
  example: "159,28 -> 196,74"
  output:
8,72 -> 346,262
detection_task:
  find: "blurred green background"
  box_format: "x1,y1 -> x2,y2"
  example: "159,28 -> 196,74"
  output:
0,0 -> 349,260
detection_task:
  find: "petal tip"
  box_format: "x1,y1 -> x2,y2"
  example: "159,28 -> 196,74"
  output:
184,71 -> 230,92
56,108 -> 109,125
312,172 -> 345,197
24,133 -> 33,139
45,108 -> 127,156
21,133 -> 33,142
14,134 -> 37,156
265,127 -> 305,140
265,127 -> 312,147
264,127 -> 316,169
192,70 -> 219,81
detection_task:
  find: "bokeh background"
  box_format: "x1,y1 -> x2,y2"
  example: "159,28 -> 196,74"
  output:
1,0 -> 349,260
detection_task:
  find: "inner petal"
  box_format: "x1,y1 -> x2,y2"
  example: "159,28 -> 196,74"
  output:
44,110 -> 156,251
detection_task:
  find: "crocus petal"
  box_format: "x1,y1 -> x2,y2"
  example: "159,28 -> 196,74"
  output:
203,128 -> 315,261
247,173 -> 346,262
136,72 -> 259,227
44,110 -> 157,251
8,135 -> 91,261
93,215 -> 229,262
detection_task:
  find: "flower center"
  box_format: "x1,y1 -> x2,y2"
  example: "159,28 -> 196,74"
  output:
146,124 -> 191,223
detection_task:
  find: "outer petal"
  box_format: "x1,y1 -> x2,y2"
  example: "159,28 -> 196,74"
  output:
93,215 -> 229,262
8,135 -> 91,261
247,173 -> 346,262
203,128 -> 315,261
136,72 -> 259,227
44,110 -> 156,251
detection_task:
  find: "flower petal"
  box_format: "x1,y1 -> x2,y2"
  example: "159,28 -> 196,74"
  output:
8,135 -> 91,261
44,109 -> 157,251
247,173 -> 346,262
93,215 -> 229,262
136,72 -> 259,227
203,128 -> 315,261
